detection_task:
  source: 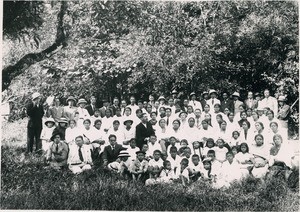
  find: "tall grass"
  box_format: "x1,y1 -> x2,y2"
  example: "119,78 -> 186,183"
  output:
1,119 -> 299,210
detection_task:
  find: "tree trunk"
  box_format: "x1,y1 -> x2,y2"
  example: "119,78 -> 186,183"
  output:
2,1 -> 68,91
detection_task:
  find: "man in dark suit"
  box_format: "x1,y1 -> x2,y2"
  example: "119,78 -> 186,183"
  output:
220,91 -> 234,113
135,113 -> 155,149
27,92 -> 44,154
99,99 -> 110,118
85,95 -> 97,116
200,91 -> 209,110
244,91 -> 258,110
110,97 -> 120,116
102,134 -> 125,167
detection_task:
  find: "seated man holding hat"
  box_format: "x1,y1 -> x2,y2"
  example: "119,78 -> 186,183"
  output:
45,132 -> 69,169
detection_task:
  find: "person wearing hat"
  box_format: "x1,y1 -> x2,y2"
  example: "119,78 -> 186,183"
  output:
129,150 -> 149,182
260,89 -> 278,116
158,96 -> 166,106
200,91 -> 210,110
123,119 -> 135,146
40,118 -> 56,152
206,89 -> 220,110
232,91 -> 243,115
46,96 -> 64,124
277,96 -> 290,129
109,150 -> 131,178
67,135 -> 93,174
63,96 -> 77,121
52,117 -> 69,141
85,95 -> 98,116
26,92 -> 44,154
188,92 -> 203,112
45,132 -> 69,169
75,98 -> 90,127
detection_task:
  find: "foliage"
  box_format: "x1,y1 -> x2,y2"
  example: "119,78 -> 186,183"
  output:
2,1 -> 299,103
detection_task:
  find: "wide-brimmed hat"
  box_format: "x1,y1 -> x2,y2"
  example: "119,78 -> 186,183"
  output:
32,92 -> 41,100
77,98 -> 87,105
50,132 -> 62,141
171,89 -> 178,94
58,117 -> 68,124
66,96 -> 76,103
158,96 -> 166,101
278,96 -> 286,102
190,92 -> 196,96
232,92 -> 240,97
123,119 -> 133,125
254,92 -> 261,97
179,111 -> 187,117
209,89 -> 217,95
44,118 -> 55,126
118,150 -> 130,158
202,91 -> 209,96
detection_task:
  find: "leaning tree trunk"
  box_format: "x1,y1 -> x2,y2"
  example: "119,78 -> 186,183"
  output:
2,1 -> 68,91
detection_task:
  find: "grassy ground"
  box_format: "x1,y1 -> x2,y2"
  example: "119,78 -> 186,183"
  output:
1,119 -> 299,210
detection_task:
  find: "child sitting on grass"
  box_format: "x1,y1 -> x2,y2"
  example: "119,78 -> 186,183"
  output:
192,141 -> 203,160
167,146 -> 181,171
229,131 -> 242,147
214,138 -> 229,163
174,158 -> 190,186
126,138 -> 140,159
202,138 -> 216,158
40,118 -> 55,152
188,154 -> 203,182
201,157 -> 217,184
148,135 -> 162,158
158,160 -> 175,183
107,150 -> 131,179
166,136 -> 180,154
178,139 -> 189,155
129,150 -> 149,182
142,144 -> 151,161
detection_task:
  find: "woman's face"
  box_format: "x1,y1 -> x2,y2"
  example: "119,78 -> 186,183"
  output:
242,122 -> 248,130
204,114 -> 211,121
267,112 -> 274,120
151,113 -> 157,120
207,141 -> 214,148
188,119 -> 195,127
216,116 -> 222,123
221,122 -> 227,130
180,113 -> 187,120
159,120 -> 166,128
193,142 -> 200,149
224,108 -> 230,115
274,136 -> 282,146
233,132 -> 239,139
270,123 -> 278,132
173,122 -> 180,130
240,145 -> 247,153
255,123 -> 263,131
125,108 -> 131,116
84,121 -> 91,129
228,113 -> 234,121
204,105 -> 210,112
95,121 -> 102,130
255,136 -> 264,146
214,106 -> 220,113
187,107 -> 193,114
241,112 -> 247,120
252,112 -> 259,120
69,121 -> 76,128
147,105 -> 152,112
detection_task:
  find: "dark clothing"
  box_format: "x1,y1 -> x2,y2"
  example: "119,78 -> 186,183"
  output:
26,102 -> 44,153
102,144 -> 125,163
110,105 -> 120,116
135,122 -> 155,149
91,147 -> 103,167
52,126 -> 67,141
85,104 -> 96,116
200,99 -> 207,110
220,99 -> 234,113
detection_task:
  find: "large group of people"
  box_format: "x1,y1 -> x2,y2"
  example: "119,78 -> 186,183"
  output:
26,88 -> 296,187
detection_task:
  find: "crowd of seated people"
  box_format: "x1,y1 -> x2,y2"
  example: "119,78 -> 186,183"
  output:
29,88 -> 297,187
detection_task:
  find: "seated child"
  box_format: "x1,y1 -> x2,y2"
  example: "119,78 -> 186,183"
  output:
148,135 -> 162,158
235,142 -> 253,173
40,118 -> 56,152
167,146 -> 181,171
231,146 -> 238,156
107,150 -> 131,178
192,141 -> 203,160
178,139 -> 189,155
188,154 -> 203,182
148,150 -> 164,176
127,138 -> 140,159
216,151 -> 243,188
166,136 -> 180,154
68,135 -> 93,174
181,147 -> 192,161
201,157 -> 217,184
215,138 -> 229,163
229,131 -> 242,147
202,138 -> 216,158
145,165 -> 161,186
158,160 -> 175,183
206,150 -> 222,178
174,158 -> 190,186
129,150 -> 149,182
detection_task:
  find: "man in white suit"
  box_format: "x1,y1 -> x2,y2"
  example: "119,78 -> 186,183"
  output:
260,89 -> 278,116
206,89 -> 220,110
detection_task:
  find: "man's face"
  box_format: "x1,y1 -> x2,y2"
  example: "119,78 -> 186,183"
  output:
130,140 -> 136,148
104,102 -> 109,107
149,95 -> 154,101
109,137 -> 117,146
91,97 -> 96,104
113,122 -> 120,130
191,95 -> 196,101
142,114 -> 148,122
121,100 -> 127,107
166,110 -> 171,117
113,99 -> 119,105
105,110 -> 111,117
53,135 -> 61,144
188,119 -> 195,127
195,110 -> 201,117
75,137 -> 84,147
222,93 -> 228,99
125,108 -> 131,116
183,100 -> 189,106
248,92 -> 253,99
116,109 -> 121,116
192,157 -> 199,165
210,93 -> 216,99
203,94 -> 209,100
94,111 -> 100,117
138,102 -> 143,109
264,90 -> 270,98
130,97 -> 135,104
168,99 -> 174,106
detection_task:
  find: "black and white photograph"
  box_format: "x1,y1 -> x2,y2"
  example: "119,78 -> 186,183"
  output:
1,0 -> 299,210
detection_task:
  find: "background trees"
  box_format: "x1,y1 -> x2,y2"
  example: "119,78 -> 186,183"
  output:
2,1 -> 299,106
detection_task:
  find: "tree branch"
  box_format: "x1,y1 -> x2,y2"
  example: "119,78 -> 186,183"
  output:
2,1 -> 68,91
